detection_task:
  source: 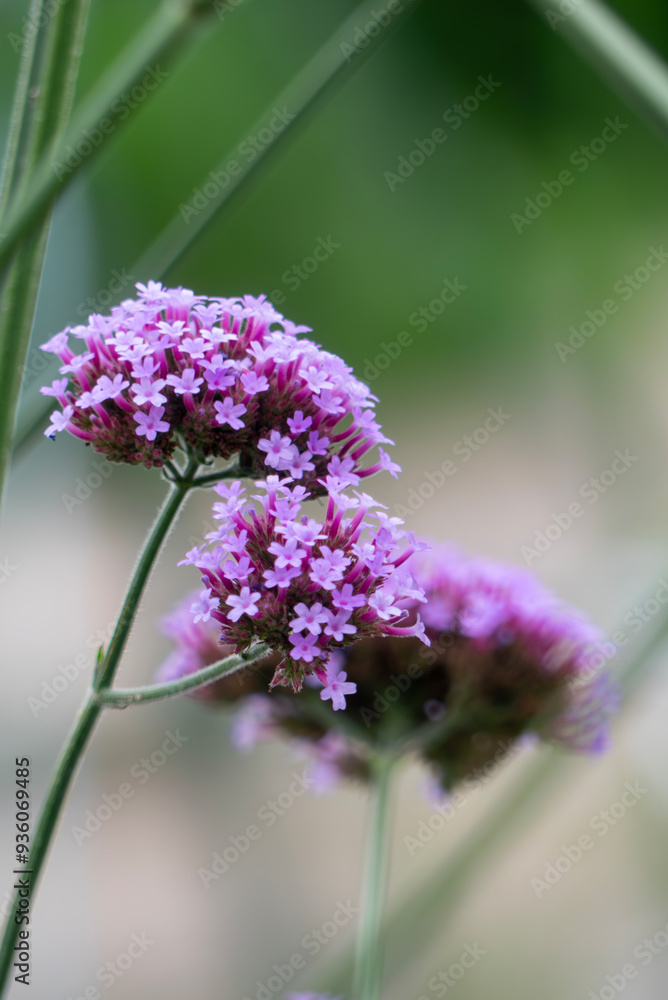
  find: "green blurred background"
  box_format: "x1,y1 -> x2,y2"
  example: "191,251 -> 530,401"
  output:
3,0 -> 668,997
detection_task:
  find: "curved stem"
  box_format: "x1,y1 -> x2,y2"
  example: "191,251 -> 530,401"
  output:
94,454 -> 199,691
101,643 -> 270,707
0,696 -> 99,990
0,457 -> 198,995
352,752 -> 396,1000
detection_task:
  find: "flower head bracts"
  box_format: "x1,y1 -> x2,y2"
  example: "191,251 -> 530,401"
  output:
40,283 -> 396,486
180,476 -> 429,696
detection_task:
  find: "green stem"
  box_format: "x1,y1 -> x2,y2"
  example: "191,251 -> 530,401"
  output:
133,0 -> 429,280
352,752 -> 396,1000
11,0 -> 427,461
0,0 -> 230,272
100,643 -> 270,707
526,0 -> 668,141
316,582 -> 668,996
0,695 -> 101,991
0,0 -> 45,219
94,453 -> 199,691
0,0 -> 90,505
0,458 -> 198,995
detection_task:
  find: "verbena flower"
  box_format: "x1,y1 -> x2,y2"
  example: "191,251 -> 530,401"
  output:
40,283 -> 397,487
178,476 -> 429,695
164,543 -> 618,792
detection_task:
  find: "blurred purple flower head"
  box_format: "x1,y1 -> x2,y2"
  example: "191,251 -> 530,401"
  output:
159,543 -> 618,792
40,283 -> 396,488
179,476 -> 429,697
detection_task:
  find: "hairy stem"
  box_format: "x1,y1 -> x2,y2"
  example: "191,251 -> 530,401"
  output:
0,458 -> 198,994
101,643 -> 270,707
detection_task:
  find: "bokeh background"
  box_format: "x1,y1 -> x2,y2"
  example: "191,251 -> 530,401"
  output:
2,0 -> 668,997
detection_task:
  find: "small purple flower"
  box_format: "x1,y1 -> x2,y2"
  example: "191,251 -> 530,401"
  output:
225,587 -> 262,622
320,661 -> 357,711
39,284 -> 399,481
182,476 -> 427,692
133,406 -> 170,441
213,397 -> 247,429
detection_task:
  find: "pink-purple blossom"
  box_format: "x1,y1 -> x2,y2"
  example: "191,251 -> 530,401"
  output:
221,543 -> 619,793
39,283 -> 397,482
179,475 -> 428,695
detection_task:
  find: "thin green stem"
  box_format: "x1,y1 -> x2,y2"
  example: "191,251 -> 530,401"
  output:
11,0 -> 427,461
133,0 -> 429,280
94,454 -> 199,691
315,583 -> 668,996
192,465 -> 245,487
0,695 -> 101,991
100,643 -> 270,707
352,752 -> 397,1000
0,0 -> 90,505
0,0 -> 231,272
0,0 -> 45,219
526,0 -> 668,141
0,458 -> 199,994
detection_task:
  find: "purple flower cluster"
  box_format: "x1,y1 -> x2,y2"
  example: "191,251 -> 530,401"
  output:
179,476 -> 428,695
159,542 -> 618,792
396,544 -> 619,755
40,282 -> 397,486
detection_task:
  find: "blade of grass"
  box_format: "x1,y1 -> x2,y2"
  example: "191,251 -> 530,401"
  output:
0,0 -> 91,504
525,0 -> 668,142
0,0 -> 237,272
0,0 -> 248,501
135,0 -> 430,279
12,0 -> 429,457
